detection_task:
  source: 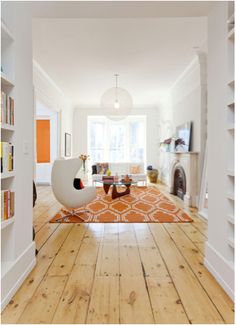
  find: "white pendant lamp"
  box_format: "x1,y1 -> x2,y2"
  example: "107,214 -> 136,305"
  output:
101,74 -> 133,120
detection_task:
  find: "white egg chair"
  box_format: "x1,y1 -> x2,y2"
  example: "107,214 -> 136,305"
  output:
51,158 -> 96,222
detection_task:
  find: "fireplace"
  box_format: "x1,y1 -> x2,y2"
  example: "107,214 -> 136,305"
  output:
167,152 -> 199,207
173,166 -> 186,200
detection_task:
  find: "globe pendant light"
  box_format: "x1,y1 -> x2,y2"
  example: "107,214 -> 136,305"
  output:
101,74 -> 133,120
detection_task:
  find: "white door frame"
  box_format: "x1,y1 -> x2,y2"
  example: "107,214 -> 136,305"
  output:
198,142 -> 208,219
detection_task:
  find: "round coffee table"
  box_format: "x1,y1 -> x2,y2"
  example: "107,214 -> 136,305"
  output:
98,179 -> 137,199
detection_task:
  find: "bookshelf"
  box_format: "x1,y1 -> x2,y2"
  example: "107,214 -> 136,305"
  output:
1,216 -> 15,230
228,79 -> 235,87
228,214 -> 234,225
1,21 -> 14,41
227,169 -> 235,177
228,27 -> 235,40
227,123 -> 235,131
226,3 -> 235,262
0,123 -> 15,132
1,72 -> 14,87
1,171 -> 15,180
1,20 -> 15,284
228,237 -> 234,249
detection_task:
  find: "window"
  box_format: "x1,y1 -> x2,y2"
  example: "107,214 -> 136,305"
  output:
88,116 -> 146,163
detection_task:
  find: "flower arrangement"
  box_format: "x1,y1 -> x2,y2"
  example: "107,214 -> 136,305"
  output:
79,154 -> 90,161
79,154 -> 90,171
175,138 -> 185,146
163,138 -> 172,145
160,138 -> 173,152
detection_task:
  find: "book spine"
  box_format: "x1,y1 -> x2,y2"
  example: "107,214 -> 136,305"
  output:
8,190 -> 10,219
4,191 -> 7,220
11,144 -> 14,171
1,92 -> 5,124
11,98 -> 14,125
0,142 -> 2,173
9,144 -> 13,171
8,150 -> 11,171
1,191 -> 4,221
2,92 -> 5,124
8,96 -> 10,125
6,143 -> 9,173
2,142 -> 8,173
0,92 -> 2,124
9,97 -> 11,125
10,191 -> 14,217
0,143 -> 14,173
6,95 -> 8,124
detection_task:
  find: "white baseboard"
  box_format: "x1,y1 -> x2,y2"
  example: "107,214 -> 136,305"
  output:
205,241 -> 234,301
1,241 -> 36,311
36,181 -> 51,186
198,208 -> 208,220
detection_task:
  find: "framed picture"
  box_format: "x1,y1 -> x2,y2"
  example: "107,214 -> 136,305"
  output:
175,122 -> 192,152
65,133 -> 71,157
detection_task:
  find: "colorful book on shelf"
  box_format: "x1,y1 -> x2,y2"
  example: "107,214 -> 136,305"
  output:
0,91 -> 14,125
1,190 -> 14,220
0,142 -> 14,173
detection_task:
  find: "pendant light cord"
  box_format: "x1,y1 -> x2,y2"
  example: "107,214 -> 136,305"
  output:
115,74 -> 119,101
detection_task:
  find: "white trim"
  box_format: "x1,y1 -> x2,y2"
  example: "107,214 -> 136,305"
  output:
36,181 -> 51,186
168,159 -> 182,193
1,242 -> 36,311
170,51 -> 207,90
170,55 -> 199,89
198,208 -> 208,220
36,115 -> 50,120
1,21 -> 14,41
205,241 -> 234,301
33,60 -> 66,98
198,142 -> 208,213
33,60 -> 71,113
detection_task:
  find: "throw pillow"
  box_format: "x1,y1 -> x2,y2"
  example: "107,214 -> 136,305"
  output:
97,163 -> 109,175
73,178 -> 84,190
130,165 -> 141,174
80,179 -> 84,189
92,165 -> 97,175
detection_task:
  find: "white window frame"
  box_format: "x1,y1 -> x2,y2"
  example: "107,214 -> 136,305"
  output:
87,115 -> 146,163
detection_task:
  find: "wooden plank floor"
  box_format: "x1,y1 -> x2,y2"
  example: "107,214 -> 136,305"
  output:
1,185 -> 234,324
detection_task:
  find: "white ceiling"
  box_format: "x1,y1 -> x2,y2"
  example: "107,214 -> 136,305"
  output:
32,2 -> 210,107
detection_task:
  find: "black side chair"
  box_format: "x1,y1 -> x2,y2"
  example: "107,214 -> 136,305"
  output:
33,181 -> 38,255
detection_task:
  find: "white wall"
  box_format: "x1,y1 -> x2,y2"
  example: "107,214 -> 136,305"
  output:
1,3 -> 36,309
33,61 -> 73,159
205,1 -> 234,300
60,107 -> 73,158
73,106 -> 160,168
35,102 -> 58,185
171,53 -> 207,153
158,54 -> 207,185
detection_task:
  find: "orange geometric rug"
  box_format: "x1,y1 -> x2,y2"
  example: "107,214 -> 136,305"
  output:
50,186 -> 192,223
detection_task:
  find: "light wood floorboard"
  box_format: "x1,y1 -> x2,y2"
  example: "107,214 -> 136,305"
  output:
1,185 -> 234,324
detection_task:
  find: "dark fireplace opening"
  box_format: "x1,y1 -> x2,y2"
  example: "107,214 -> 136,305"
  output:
173,166 -> 186,200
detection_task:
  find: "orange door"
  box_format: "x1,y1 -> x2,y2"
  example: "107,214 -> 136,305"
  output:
36,119 -> 50,163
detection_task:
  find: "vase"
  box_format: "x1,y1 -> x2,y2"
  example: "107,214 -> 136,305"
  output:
147,169 -> 158,183
82,160 -> 86,171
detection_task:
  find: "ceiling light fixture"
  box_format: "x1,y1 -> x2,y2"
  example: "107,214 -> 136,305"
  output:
114,74 -> 120,110
101,74 -> 133,120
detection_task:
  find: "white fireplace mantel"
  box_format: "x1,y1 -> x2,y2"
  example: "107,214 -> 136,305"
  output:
165,152 -> 199,207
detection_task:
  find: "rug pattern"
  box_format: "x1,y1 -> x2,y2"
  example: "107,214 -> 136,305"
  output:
50,186 -> 192,223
